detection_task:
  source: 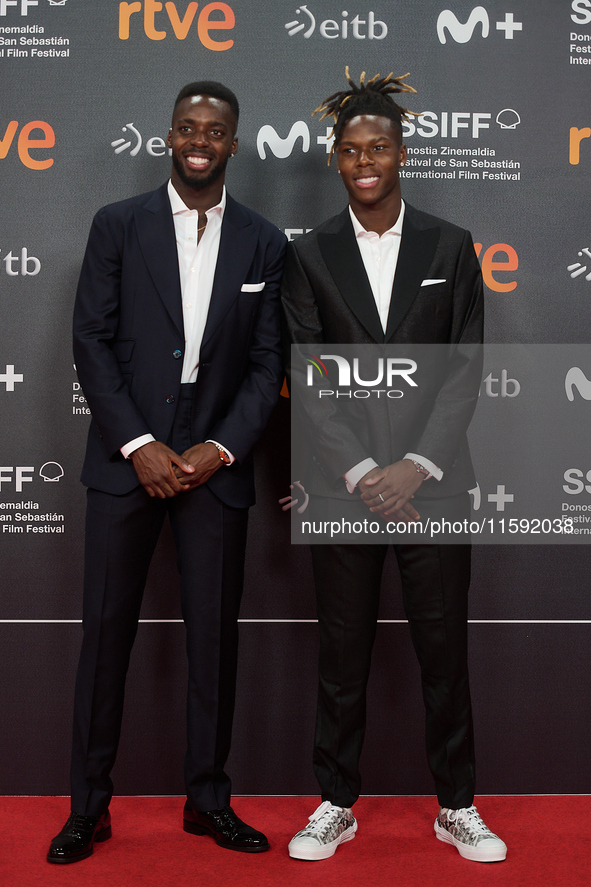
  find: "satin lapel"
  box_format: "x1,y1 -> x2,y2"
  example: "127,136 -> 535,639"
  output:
317,210 -> 383,343
134,184 -> 183,336
201,195 -> 256,348
385,209 -> 440,341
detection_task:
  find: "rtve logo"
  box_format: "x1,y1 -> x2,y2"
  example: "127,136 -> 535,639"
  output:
118,1 -> 235,50
0,120 -> 55,169
437,6 -> 522,44
285,5 -> 387,40
473,242 -> 518,293
569,126 -> 591,164
572,1 -> 591,24
0,1 -> 38,15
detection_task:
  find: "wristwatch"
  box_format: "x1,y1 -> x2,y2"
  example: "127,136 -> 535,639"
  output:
210,442 -> 231,464
410,459 -> 430,477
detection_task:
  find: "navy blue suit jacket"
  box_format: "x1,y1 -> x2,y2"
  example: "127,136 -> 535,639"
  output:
281,204 -> 483,500
73,182 -> 286,507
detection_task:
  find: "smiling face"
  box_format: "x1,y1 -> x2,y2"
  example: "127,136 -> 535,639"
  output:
167,94 -> 238,206
335,114 -> 407,223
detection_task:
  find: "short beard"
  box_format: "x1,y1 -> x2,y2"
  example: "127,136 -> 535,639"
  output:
172,153 -> 228,191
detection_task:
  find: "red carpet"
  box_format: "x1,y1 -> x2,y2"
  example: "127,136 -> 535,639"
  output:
1,795 -> 588,887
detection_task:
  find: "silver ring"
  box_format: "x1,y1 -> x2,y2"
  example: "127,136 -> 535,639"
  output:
378,493 -> 384,503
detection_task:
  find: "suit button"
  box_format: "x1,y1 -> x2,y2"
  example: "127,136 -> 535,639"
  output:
173,349 -> 182,359
166,395 -> 175,404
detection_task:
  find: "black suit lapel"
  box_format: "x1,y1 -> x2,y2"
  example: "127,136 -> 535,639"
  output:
317,209 -> 383,343
201,195 -> 257,347
385,207 -> 440,341
134,183 -> 183,336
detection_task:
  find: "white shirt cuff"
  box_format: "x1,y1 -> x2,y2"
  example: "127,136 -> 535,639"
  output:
205,440 -> 235,465
404,453 -> 443,481
121,434 -> 156,459
344,457 -> 379,494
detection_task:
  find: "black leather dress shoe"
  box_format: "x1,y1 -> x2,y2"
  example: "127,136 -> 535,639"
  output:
47,811 -> 112,864
183,801 -> 270,852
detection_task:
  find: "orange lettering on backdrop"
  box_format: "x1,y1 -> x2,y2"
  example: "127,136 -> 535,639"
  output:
198,2 -> 235,50
0,120 -> 19,159
474,243 -> 518,293
144,0 -> 166,40
166,1 -> 199,38
17,122 -> 55,170
119,1 -> 142,39
569,126 -> 591,165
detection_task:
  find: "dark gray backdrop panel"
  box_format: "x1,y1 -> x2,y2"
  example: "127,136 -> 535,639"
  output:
1,0 -> 590,795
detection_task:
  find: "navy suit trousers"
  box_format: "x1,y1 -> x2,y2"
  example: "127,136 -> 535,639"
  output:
310,497 -> 475,809
70,385 -> 249,815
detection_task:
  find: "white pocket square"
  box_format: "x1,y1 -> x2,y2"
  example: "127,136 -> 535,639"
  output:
240,282 -> 265,292
421,278 -> 446,286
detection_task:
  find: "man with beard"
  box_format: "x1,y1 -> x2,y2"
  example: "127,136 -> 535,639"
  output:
48,82 -> 285,863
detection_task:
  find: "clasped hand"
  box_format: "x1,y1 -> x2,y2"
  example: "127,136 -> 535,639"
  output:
358,459 -> 424,522
130,440 -> 221,499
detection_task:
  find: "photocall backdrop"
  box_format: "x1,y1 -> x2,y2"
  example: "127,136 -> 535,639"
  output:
1,0 -> 591,798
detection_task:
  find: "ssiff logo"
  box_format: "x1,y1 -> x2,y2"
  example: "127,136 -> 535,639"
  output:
572,1 -> 591,24
285,5 -> 387,40
0,463 -> 64,490
118,1 -> 235,49
437,6 -> 522,43
0,1 -> 38,14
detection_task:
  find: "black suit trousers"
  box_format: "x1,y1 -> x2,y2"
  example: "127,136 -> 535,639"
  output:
70,385 -> 248,815
310,520 -> 475,810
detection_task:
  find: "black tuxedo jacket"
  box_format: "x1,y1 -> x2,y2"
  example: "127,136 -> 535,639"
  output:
73,182 -> 286,508
281,203 -> 483,500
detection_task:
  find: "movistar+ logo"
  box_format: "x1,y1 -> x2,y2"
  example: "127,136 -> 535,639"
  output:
437,6 -> 522,44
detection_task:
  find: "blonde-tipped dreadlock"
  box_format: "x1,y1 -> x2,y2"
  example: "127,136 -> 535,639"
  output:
312,66 -> 418,164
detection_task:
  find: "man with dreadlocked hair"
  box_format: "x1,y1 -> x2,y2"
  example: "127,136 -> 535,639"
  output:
281,69 -> 506,864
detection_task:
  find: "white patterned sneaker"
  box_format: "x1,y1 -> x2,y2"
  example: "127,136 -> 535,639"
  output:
288,801 -> 357,860
435,805 -> 507,862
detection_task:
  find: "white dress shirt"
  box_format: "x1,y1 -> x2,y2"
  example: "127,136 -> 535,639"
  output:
343,202 -> 442,491
120,181 -> 232,462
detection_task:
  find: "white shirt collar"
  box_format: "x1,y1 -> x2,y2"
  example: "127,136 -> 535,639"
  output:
349,199 -> 405,239
167,179 -> 226,217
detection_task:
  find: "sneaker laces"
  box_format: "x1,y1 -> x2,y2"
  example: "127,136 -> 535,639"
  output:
448,806 -> 492,835
304,801 -> 346,839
